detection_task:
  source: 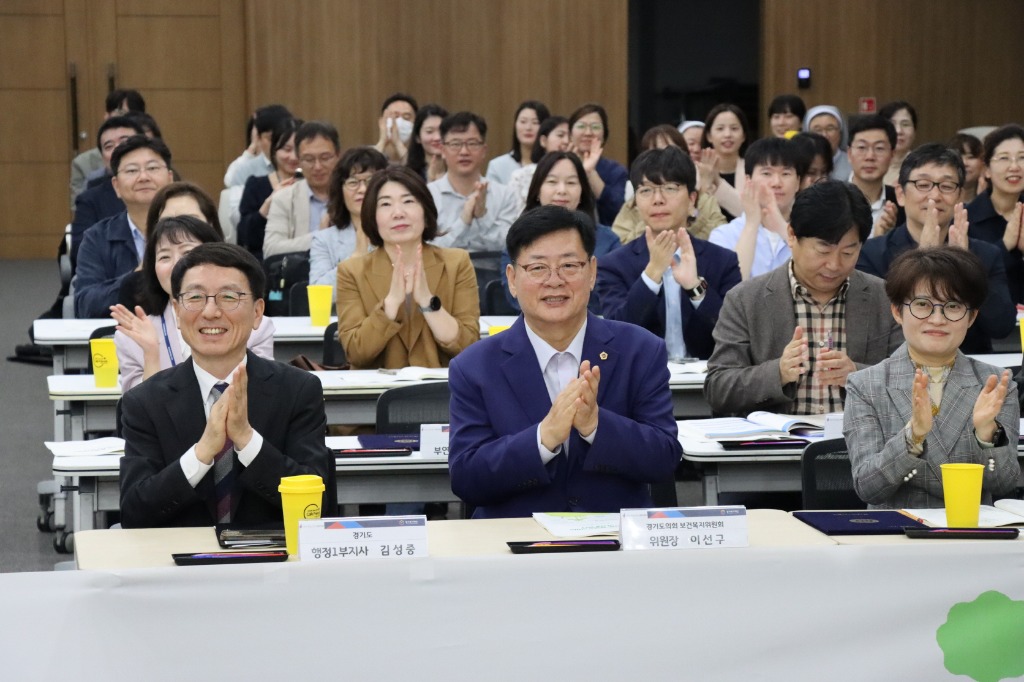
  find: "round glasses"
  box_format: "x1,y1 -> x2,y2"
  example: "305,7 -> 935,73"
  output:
903,297 -> 969,322
517,261 -> 589,283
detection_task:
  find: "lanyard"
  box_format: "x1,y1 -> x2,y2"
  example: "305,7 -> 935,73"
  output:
159,311 -> 177,367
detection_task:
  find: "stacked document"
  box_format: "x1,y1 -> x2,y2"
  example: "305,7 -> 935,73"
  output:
45,437 -> 125,457
678,412 -> 827,445
904,500 -> 1024,528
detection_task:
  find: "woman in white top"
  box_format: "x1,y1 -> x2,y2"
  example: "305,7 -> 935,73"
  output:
485,100 -> 550,185
702,104 -> 749,220
506,115 -> 571,212
309,147 -> 389,300
110,215 -> 275,390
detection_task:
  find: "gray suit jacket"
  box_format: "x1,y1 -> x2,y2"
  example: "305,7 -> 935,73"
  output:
844,345 -> 1020,509
704,263 -> 902,415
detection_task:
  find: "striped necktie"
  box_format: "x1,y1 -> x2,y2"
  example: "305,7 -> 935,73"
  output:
210,382 -> 234,523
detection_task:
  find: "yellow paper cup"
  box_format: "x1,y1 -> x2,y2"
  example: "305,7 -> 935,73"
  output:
941,463 -> 985,527
90,338 -> 119,387
279,474 -> 325,554
307,285 -> 333,327
487,325 -> 511,336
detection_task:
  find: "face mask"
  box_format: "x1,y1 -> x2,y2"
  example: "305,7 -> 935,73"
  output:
392,117 -> 414,144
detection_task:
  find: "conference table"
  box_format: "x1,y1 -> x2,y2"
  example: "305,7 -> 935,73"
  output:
52,436 -> 452,540
33,314 -> 520,374
1,512 -> 1015,679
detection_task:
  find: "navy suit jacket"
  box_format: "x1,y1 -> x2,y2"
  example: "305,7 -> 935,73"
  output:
857,223 -> 1016,353
596,235 -> 741,359
120,353 -> 336,528
73,212 -> 139,318
595,157 -> 628,226
71,177 -> 124,268
448,314 -> 682,518
967,188 -> 1024,304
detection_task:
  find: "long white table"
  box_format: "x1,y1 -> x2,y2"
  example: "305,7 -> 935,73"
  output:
33,315 -> 519,374
0,514 -> 1013,679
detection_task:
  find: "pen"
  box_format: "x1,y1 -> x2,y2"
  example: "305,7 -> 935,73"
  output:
826,330 -> 834,351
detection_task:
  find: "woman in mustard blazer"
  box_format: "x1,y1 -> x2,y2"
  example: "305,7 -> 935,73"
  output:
336,165 -> 480,369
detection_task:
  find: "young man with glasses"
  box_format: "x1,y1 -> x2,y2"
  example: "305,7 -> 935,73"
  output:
120,242 -> 335,528
448,205 -> 681,517
263,120 -> 340,258
858,143 -> 1015,353
706,181 -> 901,417
428,111 -> 519,254
73,135 -> 174,318
597,146 -> 740,360
709,137 -> 804,280
845,114 -> 905,236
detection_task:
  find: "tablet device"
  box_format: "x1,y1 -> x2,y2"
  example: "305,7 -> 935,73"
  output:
793,510 -> 928,535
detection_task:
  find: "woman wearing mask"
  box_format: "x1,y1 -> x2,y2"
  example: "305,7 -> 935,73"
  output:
486,100 -> 550,186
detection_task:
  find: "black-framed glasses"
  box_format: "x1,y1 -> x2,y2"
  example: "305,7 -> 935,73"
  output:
903,297 -> 969,322
516,261 -> 589,283
905,178 -> 961,195
177,291 -> 252,311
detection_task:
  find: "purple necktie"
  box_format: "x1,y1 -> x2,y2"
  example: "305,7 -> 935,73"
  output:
210,382 -> 234,523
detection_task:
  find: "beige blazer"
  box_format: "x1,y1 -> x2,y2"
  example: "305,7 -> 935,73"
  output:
336,245 -> 480,369
263,179 -> 313,257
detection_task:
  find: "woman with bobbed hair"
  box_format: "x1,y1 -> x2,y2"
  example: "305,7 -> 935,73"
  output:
335,166 -> 479,369
845,246 -> 1019,509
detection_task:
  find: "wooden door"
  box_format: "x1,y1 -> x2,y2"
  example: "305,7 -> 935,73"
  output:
0,0 -> 245,260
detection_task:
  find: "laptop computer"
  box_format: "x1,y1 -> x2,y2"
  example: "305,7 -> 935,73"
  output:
793,510 -> 928,535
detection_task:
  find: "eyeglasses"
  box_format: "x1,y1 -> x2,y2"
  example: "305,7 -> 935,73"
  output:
117,163 -> 168,180
573,123 -> 604,133
905,178 -> 961,195
850,142 -> 891,155
177,291 -> 252,311
811,125 -> 840,135
299,153 -> 338,167
443,139 -> 484,151
903,297 -> 969,322
635,183 -> 683,200
516,261 -> 589,283
343,176 -> 373,191
990,153 -> 1024,168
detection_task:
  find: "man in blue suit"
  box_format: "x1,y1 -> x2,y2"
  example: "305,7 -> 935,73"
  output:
597,146 -> 741,360
448,205 -> 682,518
73,135 -> 173,318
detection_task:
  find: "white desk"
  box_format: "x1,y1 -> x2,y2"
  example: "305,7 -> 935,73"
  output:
52,437 -> 452,538
34,315 -> 518,374
0,515 -> 1005,679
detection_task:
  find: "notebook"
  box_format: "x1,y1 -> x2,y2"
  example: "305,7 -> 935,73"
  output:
792,510 -> 928,535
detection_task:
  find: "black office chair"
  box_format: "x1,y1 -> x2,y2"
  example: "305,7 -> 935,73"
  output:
800,438 -> 866,510
288,279 -> 310,316
322,321 -> 346,367
484,279 -> 518,316
87,325 -> 117,374
375,382 -> 451,434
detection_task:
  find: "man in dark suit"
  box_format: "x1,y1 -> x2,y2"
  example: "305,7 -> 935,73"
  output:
73,135 -> 174,318
706,181 -> 903,416
120,243 -> 335,528
597,146 -> 741,360
448,206 -> 681,517
69,116 -> 145,268
857,143 -> 1016,353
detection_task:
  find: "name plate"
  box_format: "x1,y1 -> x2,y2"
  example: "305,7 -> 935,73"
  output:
619,506 -> 749,550
419,423 -> 449,458
298,516 -> 429,561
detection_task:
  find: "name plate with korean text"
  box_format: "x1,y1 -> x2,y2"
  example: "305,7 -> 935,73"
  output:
298,516 -> 429,561
419,423 -> 450,458
619,506 -> 749,551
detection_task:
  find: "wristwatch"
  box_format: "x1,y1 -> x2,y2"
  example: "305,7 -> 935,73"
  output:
419,296 -> 442,313
684,277 -> 708,300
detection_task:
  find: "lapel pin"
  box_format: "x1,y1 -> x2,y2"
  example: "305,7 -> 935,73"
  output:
599,351 -> 608,360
